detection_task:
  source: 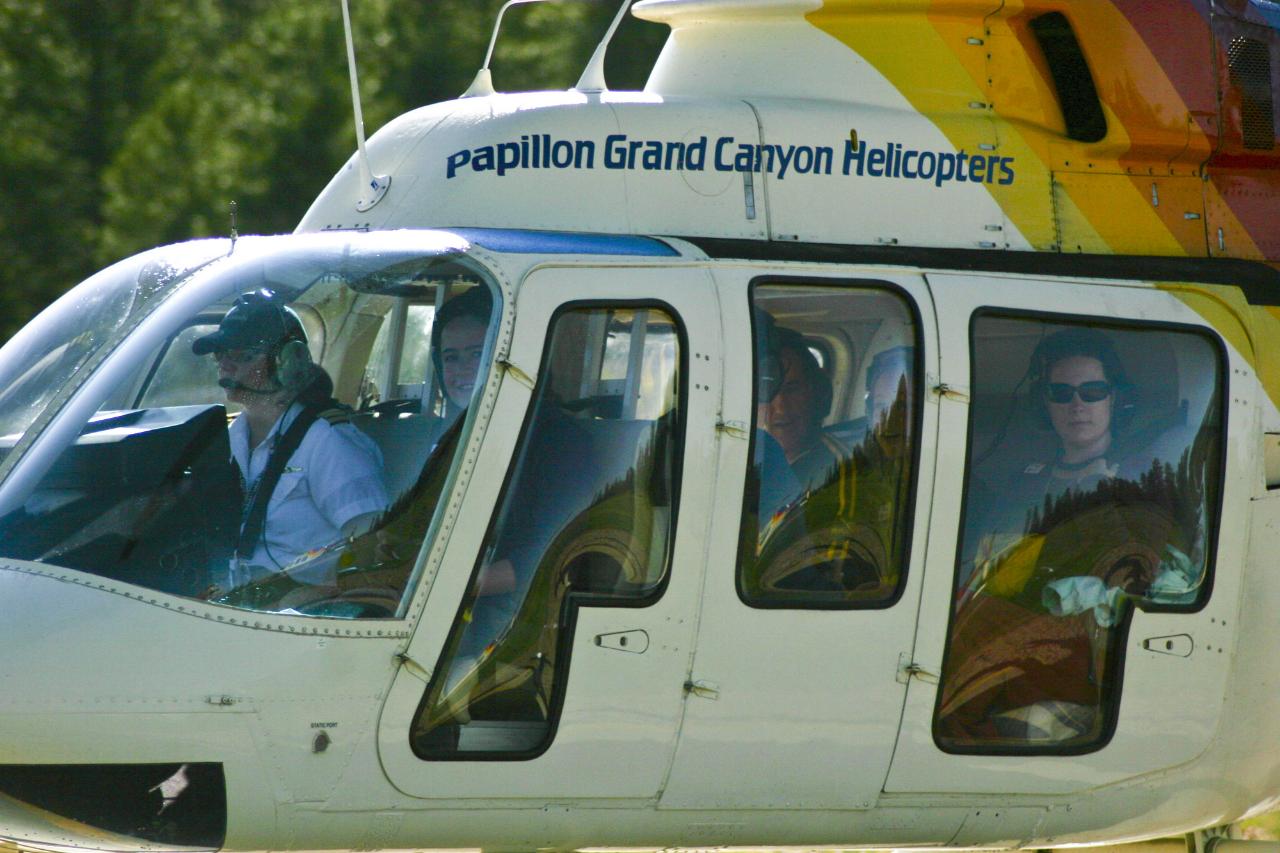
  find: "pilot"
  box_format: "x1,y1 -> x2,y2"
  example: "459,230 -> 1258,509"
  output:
193,289 -> 389,595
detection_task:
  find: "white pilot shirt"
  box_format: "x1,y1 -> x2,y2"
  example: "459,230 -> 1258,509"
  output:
226,403 -> 388,589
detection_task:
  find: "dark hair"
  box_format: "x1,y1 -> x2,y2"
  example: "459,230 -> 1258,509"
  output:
1031,327 -> 1133,429
430,286 -> 493,413
771,326 -> 833,421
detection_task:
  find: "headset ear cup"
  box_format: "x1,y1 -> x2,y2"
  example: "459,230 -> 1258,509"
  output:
277,339 -> 313,392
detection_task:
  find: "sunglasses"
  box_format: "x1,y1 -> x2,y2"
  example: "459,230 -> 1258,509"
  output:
211,348 -> 266,365
1045,380 -> 1112,404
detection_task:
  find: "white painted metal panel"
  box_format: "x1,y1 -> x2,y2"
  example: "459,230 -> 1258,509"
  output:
658,265 -> 939,810
378,262 -> 721,800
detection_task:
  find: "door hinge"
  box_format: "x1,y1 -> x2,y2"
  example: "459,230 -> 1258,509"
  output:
497,359 -> 535,389
933,383 -> 970,403
684,679 -> 721,700
716,419 -> 749,440
395,652 -> 433,684
897,654 -> 939,685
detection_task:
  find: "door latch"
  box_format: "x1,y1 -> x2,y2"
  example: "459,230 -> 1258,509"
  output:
594,630 -> 649,654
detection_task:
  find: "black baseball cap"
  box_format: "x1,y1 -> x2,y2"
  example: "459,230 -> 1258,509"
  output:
192,289 -> 306,355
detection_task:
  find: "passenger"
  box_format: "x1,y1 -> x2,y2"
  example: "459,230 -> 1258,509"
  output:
752,325 -> 872,592
430,286 -> 492,427
941,327 -> 1195,745
193,289 -> 389,595
756,327 -> 851,493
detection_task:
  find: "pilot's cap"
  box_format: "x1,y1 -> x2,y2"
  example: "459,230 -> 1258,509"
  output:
192,289 -> 306,355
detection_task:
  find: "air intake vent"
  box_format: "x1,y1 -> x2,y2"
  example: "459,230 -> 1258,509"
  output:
1228,36 -> 1275,150
1029,12 -> 1108,143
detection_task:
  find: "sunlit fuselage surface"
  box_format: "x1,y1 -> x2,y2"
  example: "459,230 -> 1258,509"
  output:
0,232 -> 501,619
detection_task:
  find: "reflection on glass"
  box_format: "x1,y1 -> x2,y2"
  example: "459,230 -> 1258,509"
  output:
937,319 -> 1222,750
0,240 -> 500,620
739,284 -> 917,606
413,307 -> 681,757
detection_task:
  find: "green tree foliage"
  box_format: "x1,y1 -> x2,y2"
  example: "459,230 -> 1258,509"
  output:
0,0 -> 666,340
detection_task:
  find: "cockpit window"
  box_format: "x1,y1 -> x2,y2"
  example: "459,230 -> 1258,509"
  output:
739,282 -> 919,607
935,315 -> 1224,752
0,236 -> 501,620
0,241 -> 227,445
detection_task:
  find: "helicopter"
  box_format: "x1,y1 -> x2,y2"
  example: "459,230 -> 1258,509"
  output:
0,0 -> 1278,851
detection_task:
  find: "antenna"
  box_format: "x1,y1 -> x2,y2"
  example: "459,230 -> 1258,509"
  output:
575,0 -> 631,93
464,0 -> 630,97
340,0 -> 390,212
228,200 -> 238,249
464,0 -> 550,98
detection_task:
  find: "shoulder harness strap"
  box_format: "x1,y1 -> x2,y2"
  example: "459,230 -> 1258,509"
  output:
235,403 -> 324,560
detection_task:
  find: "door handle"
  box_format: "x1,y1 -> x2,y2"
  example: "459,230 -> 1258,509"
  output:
594,630 -> 649,654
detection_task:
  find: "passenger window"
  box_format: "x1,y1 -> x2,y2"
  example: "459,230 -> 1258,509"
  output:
740,283 -> 919,607
936,316 -> 1223,752
412,306 -> 682,757
363,301 -> 437,405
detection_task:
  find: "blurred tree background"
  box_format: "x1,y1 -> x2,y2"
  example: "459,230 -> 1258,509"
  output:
0,0 -> 667,339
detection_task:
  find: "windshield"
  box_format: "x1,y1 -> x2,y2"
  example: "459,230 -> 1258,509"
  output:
0,232 -> 501,620
0,241 -> 228,446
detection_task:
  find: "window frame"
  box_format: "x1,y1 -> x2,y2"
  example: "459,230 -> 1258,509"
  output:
932,306 -> 1231,756
411,297 -> 690,762
736,274 -> 926,611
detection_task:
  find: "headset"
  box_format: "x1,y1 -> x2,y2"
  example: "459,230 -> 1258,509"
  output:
213,289 -> 315,395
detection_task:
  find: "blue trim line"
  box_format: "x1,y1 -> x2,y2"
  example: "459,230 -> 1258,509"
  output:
444,228 -> 679,257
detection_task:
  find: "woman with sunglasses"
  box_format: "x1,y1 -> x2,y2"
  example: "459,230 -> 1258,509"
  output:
1033,327 -> 1130,489
940,327 -> 1194,746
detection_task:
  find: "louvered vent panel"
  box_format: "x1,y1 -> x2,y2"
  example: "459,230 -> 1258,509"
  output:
1228,36 -> 1275,150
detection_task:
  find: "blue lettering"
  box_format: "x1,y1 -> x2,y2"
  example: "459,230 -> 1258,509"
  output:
774,145 -> 794,179
497,142 -> 520,176
687,136 -> 708,170
969,155 -> 986,183
604,134 -> 628,169
663,140 -> 686,169
793,146 -> 813,175
551,140 -> 574,168
935,153 -> 956,186
902,150 -> 919,179
446,149 -> 470,179
868,147 -> 885,177
472,146 -> 495,173
843,140 -> 866,176
917,151 -> 936,180
814,146 -> 833,175
999,156 -> 1016,185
